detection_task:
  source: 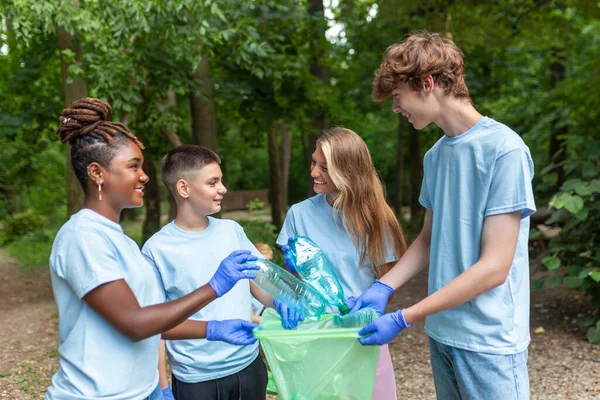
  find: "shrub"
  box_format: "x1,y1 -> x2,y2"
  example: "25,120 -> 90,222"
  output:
536,172 -> 600,343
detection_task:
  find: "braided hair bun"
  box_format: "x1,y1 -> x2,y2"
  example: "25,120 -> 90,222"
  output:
57,98 -> 145,193
57,97 -> 144,149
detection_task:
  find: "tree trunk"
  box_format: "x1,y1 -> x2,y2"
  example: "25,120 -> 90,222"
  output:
190,54 -> 217,151
281,123 -> 292,207
268,121 -> 285,229
137,90 -> 160,243
550,49 -> 567,192
408,124 -> 422,226
307,0 -> 328,195
395,113 -> 405,216
158,91 -> 181,220
4,14 -> 20,73
58,0 -> 87,218
160,90 -> 182,148
141,153 -> 160,245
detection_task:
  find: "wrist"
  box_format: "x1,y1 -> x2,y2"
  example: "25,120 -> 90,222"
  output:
374,279 -> 394,296
208,279 -> 222,298
395,308 -> 412,328
206,320 -> 218,340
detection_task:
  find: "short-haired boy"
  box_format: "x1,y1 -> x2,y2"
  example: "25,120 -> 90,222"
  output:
352,32 -> 536,400
142,145 -> 300,400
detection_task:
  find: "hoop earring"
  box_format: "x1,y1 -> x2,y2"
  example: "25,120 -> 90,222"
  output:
98,183 -> 102,201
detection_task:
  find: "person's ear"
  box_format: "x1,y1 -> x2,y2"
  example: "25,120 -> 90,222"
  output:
176,179 -> 191,199
87,162 -> 104,186
422,75 -> 435,94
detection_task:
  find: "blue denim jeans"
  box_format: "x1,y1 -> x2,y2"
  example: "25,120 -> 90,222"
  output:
429,337 -> 530,400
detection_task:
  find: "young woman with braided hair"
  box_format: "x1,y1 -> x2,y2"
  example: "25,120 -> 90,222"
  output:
46,98 -> 260,400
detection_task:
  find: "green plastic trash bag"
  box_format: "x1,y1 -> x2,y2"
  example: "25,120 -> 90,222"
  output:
254,308 -> 380,400
267,370 -> 279,394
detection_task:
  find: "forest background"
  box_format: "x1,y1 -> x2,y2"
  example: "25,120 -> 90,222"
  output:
0,0 -> 599,342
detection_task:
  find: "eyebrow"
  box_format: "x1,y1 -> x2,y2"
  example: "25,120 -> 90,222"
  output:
128,158 -> 142,162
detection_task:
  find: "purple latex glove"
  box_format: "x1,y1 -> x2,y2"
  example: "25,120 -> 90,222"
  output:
349,280 -> 394,316
281,237 -> 297,273
208,250 -> 259,297
206,319 -> 258,345
358,309 -> 411,346
162,384 -> 175,400
274,299 -> 304,329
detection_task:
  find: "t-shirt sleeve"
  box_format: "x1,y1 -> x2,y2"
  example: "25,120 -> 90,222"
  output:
418,174 -> 432,209
485,148 -> 536,219
141,244 -> 168,303
58,229 -> 125,299
276,207 -> 297,246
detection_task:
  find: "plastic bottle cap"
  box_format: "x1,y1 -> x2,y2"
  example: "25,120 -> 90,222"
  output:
338,304 -> 350,315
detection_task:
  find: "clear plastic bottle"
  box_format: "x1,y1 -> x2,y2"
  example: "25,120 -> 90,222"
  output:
287,236 -> 350,315
246,258 -> 327,318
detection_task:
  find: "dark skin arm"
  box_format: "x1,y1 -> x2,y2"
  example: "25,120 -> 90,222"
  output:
83,279 -> 217,342
161,320 -> 208,340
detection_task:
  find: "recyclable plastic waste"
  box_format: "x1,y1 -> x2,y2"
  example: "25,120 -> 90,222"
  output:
247,258 -> 327,318
286,236 -> 350,315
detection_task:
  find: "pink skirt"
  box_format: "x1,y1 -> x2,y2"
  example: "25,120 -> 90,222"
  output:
371,344 -> 397,400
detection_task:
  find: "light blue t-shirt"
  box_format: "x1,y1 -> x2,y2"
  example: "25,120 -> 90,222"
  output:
277,194 -> 397,298
420,116 -> 536,355
46,209 -> 164,400
141,217 -> 260,383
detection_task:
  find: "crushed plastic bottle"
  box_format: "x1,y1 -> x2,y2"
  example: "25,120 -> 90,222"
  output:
286,236 -> 350,315
246,258 -> 327,318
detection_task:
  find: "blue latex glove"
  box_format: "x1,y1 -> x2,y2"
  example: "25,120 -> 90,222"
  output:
206,319 -> 258,345
349,280 -> 394,316
346,296 -> 358,309
208,250 -> 259,297
358,309 -> 411,346
274,298 -> 304,329
281,237 -> 297,273
162,384 -> 175,400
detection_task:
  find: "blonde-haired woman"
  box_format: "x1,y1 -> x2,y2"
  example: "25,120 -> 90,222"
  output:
277,127 -> 406,400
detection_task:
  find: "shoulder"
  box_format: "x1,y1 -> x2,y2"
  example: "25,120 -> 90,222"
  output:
289,195 -> 323,214
141,222 -> 174,255
481,118 -> 531,156
67,212 -> 115,246
211,217 -> 242,232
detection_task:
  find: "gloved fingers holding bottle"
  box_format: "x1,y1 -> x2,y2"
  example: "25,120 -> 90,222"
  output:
281,237 -> 297,274
274,299 -> 304,329
208,250 -> 259,297
206,319 -> 258,345
345,296 -> 358,309
358,308 -> 411,346
349,279 -> 394,316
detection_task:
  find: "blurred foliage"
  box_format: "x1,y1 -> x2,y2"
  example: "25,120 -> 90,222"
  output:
238,219 -> 282,265
1,0 -> 599,339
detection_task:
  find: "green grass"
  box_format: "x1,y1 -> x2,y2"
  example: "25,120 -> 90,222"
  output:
2,226 -> 59,271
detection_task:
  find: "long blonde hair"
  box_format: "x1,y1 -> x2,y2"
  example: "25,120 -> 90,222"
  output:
317,127 -> 407,278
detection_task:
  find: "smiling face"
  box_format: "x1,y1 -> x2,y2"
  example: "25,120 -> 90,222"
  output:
186,162 -> 227,216
392,82 -> 432,130
100,140 -> 149,211
310,145 -> 338,197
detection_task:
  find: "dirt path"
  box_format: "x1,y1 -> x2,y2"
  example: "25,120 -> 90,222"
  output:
0,249 -> 598,399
